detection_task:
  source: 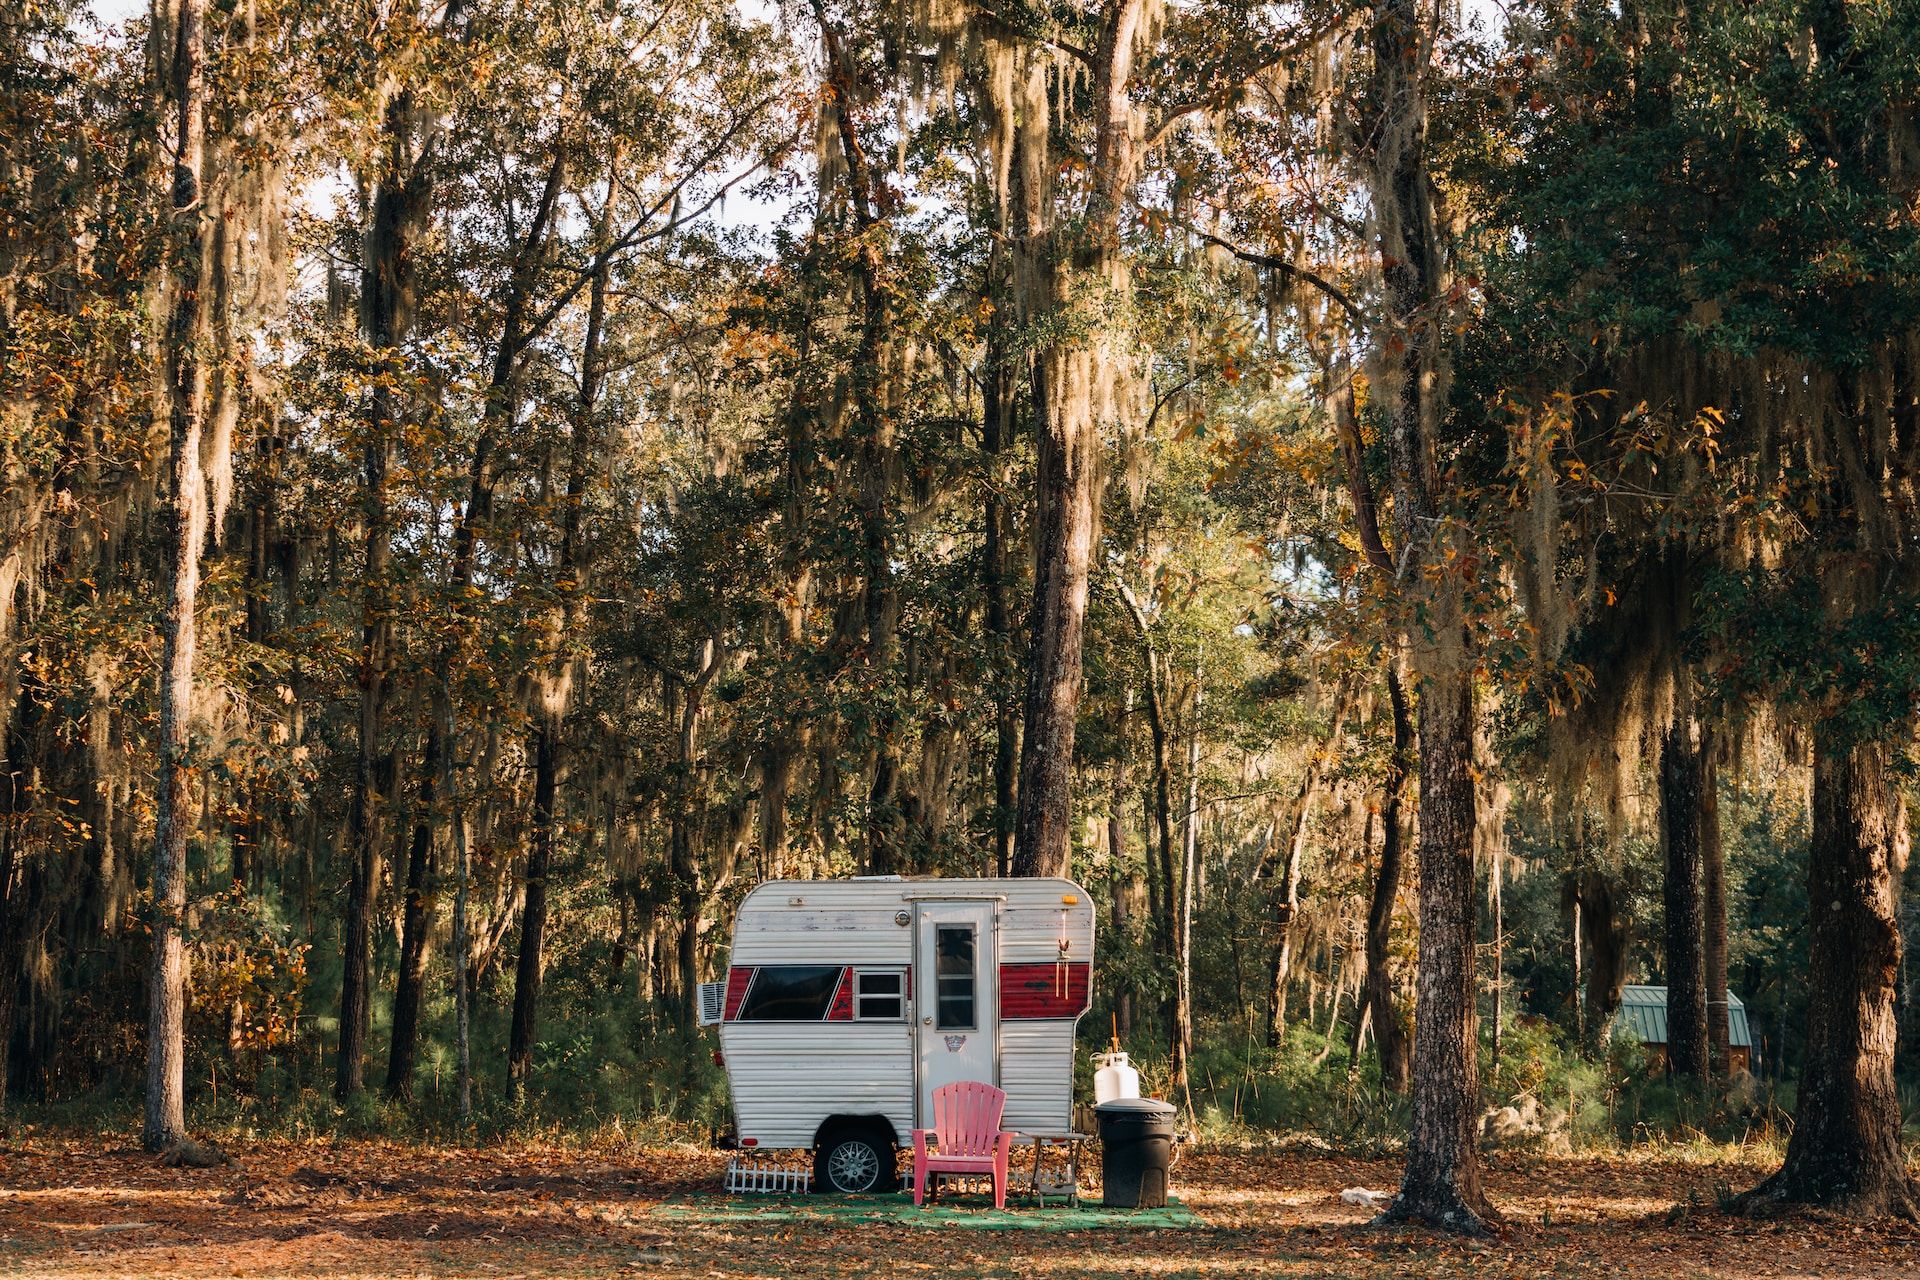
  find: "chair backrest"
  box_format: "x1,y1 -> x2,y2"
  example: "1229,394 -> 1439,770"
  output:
931,1080 -> 1007,1157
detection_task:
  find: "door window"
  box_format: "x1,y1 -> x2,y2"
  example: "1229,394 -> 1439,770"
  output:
934,925 -> 977,1030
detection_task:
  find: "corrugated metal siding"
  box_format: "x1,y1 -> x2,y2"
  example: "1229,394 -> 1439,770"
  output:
995,892 -> 1094,965
728,878 -> 1093,967
720,1023 -> 914,1148
1618,984 -> 1753,1048
1000,1021 -> 1077,1133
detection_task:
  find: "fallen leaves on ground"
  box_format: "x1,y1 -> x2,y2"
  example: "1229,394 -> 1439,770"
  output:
1,1136 -> 1915,1277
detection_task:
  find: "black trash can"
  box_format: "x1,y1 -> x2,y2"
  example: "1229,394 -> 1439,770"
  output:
1095,1097 -> 1176,1208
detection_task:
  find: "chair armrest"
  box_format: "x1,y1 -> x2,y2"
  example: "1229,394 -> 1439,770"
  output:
912,1129 -> 932,1156
994,1131 -> 1014,1158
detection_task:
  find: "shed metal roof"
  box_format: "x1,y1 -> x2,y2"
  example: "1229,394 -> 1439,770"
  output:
1617,984 -> 1752,1049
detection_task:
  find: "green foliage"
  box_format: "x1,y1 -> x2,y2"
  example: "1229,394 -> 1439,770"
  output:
1695,568 -> 1920,749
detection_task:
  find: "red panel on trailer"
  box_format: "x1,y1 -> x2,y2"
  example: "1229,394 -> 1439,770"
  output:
826,967 -> 854,1021
723,966 -> 754,1020
998,962 -> 1091,1018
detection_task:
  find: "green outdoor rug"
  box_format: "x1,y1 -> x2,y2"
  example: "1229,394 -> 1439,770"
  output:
655,1193 -> 1203,1231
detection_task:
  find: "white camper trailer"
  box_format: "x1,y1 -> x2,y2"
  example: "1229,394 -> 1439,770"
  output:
698,876 -> 1095,1193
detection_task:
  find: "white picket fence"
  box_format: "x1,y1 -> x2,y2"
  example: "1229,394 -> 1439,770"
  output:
723,1152 -> 814,1195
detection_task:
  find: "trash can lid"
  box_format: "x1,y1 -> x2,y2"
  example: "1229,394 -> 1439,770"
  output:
1093,1097 -> 1177,1116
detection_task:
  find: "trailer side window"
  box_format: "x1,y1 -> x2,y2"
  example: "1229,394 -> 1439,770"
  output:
934,925 -> 976,1030
853,970 -> 905,1021
734,965 -> 842,1021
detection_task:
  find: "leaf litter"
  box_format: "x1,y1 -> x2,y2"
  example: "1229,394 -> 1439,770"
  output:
0,1137 -> 1915,1277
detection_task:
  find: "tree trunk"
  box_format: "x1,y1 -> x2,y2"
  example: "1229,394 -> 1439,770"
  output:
0,695 -> 32,1110
982,286 -> 1018,879
504,188 -> 610,1101
1114,579 -> 1176,961
1266,680 -> 1354,1048
1574,866 -> 1631,1049
1490,844 -> 1504,1074
361,70 -> 445,1102
506,723 -> 557,1101
1009,0 -> 1147,881
335,450 -> 391,1101
1737,730 -> 1917,1218
672,640 -> 722,1025
1325,251 -> 1411,1094
145,0 -> 208,1152
810,9 -> 903,878
338,79 -> 439,1100
1008,369 -> 1096,881
1106,782 -> 1132,1039
1367,0 -> 1492,1231
1360,664 -> 1412,1091
1386,669 -> 1490,1228
1171,652 -> 1201,1089
1701,745 -> 1731,1078
443,696 -> 472,1120
1660,713 -> 1709,1081
385,716 -> 436,1099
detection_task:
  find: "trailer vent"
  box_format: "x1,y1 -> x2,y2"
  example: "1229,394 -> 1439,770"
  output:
724,1152 -> 813,1195
697,981 -> 727,1026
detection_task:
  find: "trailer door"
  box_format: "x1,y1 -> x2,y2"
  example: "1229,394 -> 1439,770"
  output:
914,901 -> 998,1127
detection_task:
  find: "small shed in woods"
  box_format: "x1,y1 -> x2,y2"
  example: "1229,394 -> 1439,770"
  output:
1618,984 -> 1754,1073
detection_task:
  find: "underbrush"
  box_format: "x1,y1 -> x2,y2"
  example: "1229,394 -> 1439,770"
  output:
12,1000 -> 1917,1167
2,990 -> 730,1149
1116,1016 -> 1825,1163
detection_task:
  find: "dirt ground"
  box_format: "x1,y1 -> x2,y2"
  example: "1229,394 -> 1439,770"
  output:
3,1136 -> 1917,1278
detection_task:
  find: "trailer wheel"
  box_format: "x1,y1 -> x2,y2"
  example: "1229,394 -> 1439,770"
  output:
814,1127 -> 895,1194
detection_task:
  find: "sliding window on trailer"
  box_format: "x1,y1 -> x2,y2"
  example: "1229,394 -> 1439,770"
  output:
852,969 -> 906,1020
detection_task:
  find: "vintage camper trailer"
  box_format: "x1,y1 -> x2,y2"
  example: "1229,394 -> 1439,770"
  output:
697,876 -> 1094,1192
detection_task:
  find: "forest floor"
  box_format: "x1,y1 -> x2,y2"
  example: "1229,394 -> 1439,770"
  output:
3,1135 -> 1917,1278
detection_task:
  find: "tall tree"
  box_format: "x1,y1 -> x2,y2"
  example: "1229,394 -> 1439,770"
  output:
506,179 -> 613,1102
1659,704 -> 1709,1082
1368,0 -> 1494,1232
145,0 -> 211,1151
1006,0 -> 1149,879
1700,744 -> 1730,1077
379,1 -> 465,1104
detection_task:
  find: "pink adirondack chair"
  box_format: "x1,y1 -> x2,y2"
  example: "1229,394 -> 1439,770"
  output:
912,1081 -> 1015,1209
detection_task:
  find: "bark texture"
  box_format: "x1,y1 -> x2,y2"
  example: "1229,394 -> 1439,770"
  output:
1737,731 -> 1917,1218
1367,0 -> 1493,1232
1358,664 -> 1411,1091
1700,748 -> 1730,1078
1383,671 -> 1491,1231
1009,0 -> 1148,881
145,0 -> 208,1152
1574,867 -> 1632,1049
506,723 -> 557,1099
1008,382 -> 1096,880
1659,714 -> 1709,1081
366,60 -> 450,1101
385,719 -> 437,1099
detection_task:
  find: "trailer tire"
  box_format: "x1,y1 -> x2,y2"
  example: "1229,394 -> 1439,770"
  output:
814,1126 -> 896,1194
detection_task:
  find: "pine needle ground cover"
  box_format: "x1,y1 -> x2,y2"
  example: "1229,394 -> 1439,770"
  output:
4,1138 -> 1919,1278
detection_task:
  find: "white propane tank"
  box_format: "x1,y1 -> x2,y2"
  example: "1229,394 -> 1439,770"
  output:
1094,1051 -> 1141,1104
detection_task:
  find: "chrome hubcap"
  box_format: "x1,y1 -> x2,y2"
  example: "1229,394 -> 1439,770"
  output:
827,1140 -> 880,1191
